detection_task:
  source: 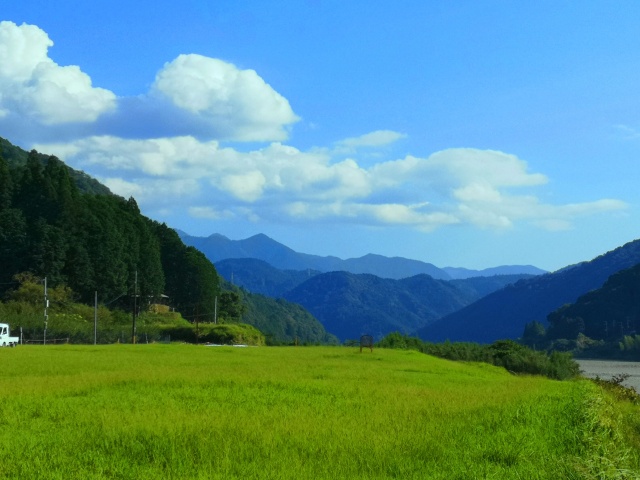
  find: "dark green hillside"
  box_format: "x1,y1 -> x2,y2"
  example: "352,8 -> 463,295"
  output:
240,289 -> 339,345
541,262 -> 640,355
0,147 -> 219,315
1,137 -> 111,195
283,272 -> 473,341
419,239 -> 640,344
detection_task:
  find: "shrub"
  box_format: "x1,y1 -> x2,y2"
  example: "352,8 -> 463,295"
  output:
377,333 -> 580,380
158,323 -> 265,346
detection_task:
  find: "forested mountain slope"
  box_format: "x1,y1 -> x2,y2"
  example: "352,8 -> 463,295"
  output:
0,145 -> 220,319
282,271 -> 497,341
283,272 -> 451,341
418,239 -> 640,343
545,262 -> 640,341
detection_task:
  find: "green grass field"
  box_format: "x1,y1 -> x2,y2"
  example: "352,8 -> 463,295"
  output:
0,345 -> 637,479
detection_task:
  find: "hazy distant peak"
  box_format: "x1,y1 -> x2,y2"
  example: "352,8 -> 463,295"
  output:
208,233 -> 230,240
247,233 -> 272,240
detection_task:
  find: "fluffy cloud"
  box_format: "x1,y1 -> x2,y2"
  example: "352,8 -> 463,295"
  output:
151,54 -> 299,141
0,21 -> 116,124
371,149 -> 547,190
6,21 -> 625,235
36,135 -> 627,232
0,22 -> 297,143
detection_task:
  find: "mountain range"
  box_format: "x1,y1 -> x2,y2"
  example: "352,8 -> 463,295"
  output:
183,231 -> 640,345
418,238 -> 640,343
178,231 -> 546,280
180,233 -> 537,341
282,271 -> 533,341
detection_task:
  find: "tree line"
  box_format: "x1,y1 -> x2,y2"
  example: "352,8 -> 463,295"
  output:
0,149 -> 221,321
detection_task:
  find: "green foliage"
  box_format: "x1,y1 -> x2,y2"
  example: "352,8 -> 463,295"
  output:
4,272 -> 74,305
524,262 -> 640,360
200,323 -> 265,346
547,263 -> 640,343
619,335 -> 640,357
0,137 -> 110,195
376,331 -> 429,351
0,274 -> 191,344
522,320 -> 546,344
153,223 -> 220,322
218,290 -> 245,322
378,333 -> 581,380
590,373 -> 640,405
237,285 -> 338,345
0,274 -> 266,346
0,155 -> 12,210
158,322 -> 265,346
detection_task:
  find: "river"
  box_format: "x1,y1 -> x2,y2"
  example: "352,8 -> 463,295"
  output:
577,359 -> 640,393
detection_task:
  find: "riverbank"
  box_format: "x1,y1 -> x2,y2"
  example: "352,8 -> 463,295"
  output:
577,359 -> 640,392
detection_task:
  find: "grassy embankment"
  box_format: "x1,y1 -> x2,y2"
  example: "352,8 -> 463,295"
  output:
0,345 -> 638,479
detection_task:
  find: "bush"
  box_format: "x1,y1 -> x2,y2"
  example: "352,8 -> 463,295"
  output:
376,331 -> 424,351
377,333 -> 580,380
158,323 -> 265,346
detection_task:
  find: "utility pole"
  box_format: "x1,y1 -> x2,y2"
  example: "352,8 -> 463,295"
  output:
214,296 -> 218,325
43,277 -> 48,345
131,270 -> 137,344
94,291 -> 98,345
195,305 -> 199,344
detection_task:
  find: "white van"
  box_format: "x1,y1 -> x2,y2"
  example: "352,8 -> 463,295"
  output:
0,323 -> 19,347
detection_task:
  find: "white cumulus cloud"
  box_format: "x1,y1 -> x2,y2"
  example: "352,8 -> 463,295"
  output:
152,54 -> 299,141
0,23 -> 298,143
0,21 -> 116,124
35,135 -> 628,233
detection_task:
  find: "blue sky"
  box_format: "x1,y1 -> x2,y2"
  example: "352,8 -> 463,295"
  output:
1,1 -> 639,271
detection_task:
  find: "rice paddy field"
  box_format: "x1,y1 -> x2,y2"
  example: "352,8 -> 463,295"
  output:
0,345 -> 638,479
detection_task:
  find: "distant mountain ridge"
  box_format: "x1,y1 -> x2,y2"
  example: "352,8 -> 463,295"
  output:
214,257 -> 533,341
280,271 -> 536,342
215,258 -> 321,298
282,271 -> 473,341
418,238 -> 640,344
178,231 -> 546,280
